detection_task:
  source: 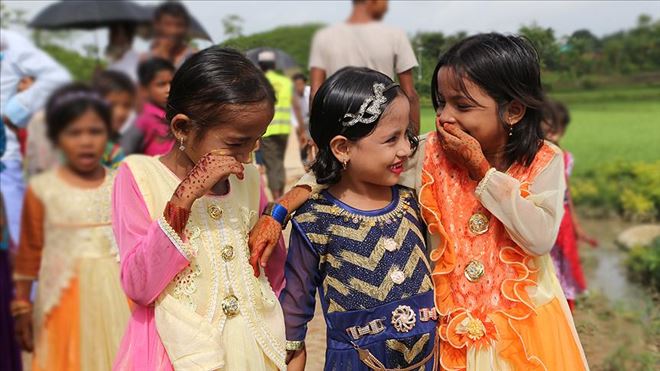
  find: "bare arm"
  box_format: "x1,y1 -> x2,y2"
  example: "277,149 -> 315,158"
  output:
309,67 -> 326,104
398,69 -> 420,135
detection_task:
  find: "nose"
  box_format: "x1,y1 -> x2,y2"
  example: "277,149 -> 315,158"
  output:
437,106 -> 457,126
234,151 -> 252,164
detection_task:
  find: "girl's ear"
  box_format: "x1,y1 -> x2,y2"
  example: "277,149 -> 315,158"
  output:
506,101 -> 527,126
170,113 -> 191,141
329,135 -> 351,164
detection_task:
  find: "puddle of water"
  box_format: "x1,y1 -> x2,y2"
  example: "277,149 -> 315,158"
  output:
581,217 -> 649,307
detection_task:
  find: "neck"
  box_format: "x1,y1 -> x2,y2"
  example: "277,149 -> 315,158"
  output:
63,164 -> 105,185
347,6 -> 375,24
328,172 -> 392,210
161,148 -> 195,180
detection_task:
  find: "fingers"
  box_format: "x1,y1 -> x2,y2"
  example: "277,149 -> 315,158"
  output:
260,241 -> 277,268
249,244 -> 264,278
442,122 -> 465,138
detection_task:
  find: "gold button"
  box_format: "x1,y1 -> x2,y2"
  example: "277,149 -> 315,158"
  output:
221,245 -> 234,261
464,260 -> 485,282
207,204 -> 223,220
468,213 -> 489,235
221,295 -> 240,317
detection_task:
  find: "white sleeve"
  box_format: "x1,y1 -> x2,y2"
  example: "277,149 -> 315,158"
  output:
475,152 -> 565,256
6,34 -> 71,127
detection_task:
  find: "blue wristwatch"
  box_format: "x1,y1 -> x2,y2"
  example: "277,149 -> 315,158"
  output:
263,202 -> 291,228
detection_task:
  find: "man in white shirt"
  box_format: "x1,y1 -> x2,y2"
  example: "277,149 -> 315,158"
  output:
1,29 -> 71,246
308,0 -> 420,133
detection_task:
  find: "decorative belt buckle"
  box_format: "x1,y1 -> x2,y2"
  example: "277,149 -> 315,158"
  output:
391,305 -> 416,333
419,307 -> 439,322
346,318 -> 386,340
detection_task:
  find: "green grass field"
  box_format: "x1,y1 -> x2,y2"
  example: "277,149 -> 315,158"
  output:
419,86 -> 660,177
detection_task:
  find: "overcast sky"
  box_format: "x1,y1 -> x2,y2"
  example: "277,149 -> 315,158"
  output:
4,0 -> 659,54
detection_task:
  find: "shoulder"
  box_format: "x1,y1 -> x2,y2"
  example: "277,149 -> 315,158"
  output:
29,168 -> 58,195
293,192 -> 334,223
122,154 -> 161,176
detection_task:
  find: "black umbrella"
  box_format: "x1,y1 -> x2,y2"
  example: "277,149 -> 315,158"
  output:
30,0 -> 212,41
246,47 -> 299,72
29,0 -> 149,30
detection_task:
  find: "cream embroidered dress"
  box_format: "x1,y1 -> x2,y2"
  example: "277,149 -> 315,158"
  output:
112,155 -> 286,371
14,168 -> 129,371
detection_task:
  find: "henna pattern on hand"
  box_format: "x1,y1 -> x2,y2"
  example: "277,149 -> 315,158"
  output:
248,216 -> 282,277
247,185 -> 313,277
173,151 -> 245,205
436,120 -> 490,181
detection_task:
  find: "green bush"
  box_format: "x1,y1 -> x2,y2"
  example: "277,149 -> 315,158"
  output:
572,161 -> 660,221
625,237 -> 660,292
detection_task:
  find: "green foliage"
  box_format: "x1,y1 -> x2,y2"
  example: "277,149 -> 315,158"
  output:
625,237 -> 660,292
572,161 -> 660,221
221,23 -> 324,73
40,44 -> 101,82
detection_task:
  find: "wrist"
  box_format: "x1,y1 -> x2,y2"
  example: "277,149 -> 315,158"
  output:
470,159 -> 490,181
263,202 -> 291,228
164,200 -> 191,235
10,299 -> 32,317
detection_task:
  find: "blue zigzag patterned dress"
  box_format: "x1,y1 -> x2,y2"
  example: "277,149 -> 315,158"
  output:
280,186 -> 437,370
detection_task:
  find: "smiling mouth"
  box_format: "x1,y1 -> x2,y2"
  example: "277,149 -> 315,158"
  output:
389,162 -> 404,173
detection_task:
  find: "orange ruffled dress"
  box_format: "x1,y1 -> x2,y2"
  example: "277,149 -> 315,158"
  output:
419,133 -> 588,371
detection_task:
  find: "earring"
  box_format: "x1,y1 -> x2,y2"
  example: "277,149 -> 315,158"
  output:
508,124 -> 513,137
342,159 -> 349,170
179,137 -> 185,151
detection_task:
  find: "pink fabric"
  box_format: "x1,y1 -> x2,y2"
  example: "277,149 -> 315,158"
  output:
111,163 -> 286,370
135,102 -> 174,156
111,164 -> 188,371
259,183 -> 287,296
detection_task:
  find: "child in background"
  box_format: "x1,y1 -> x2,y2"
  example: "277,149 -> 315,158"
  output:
112,47 -> 287,371
280,67 -> 437,370
121,57 -> 175,156
12,84 -> 129,371
92,70 -> 135,168
543,98 -> 598,312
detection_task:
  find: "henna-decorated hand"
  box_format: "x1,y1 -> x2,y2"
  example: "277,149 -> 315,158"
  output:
172,150 -> 245,209
436,119 -> 490,181
248,215 -> 282,277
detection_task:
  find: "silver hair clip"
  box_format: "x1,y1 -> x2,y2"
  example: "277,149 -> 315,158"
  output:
342,82 -> 399,127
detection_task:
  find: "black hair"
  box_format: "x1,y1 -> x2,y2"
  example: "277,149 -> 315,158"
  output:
154,1 -> 190,24
166,46 -> 276,142
541,97 -> 570,137
258,61 -> 276,72
45,83 -> 112,145
310,67 -> 418,185
292,73 -> 307,83
431,33 -> 544,167
92,70 -> 136,97
138,57 -> 175,87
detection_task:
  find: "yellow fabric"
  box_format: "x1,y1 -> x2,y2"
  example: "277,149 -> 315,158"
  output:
264,70 -> 292,137
79,257 -> 131,371
124,155 -> 286,370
